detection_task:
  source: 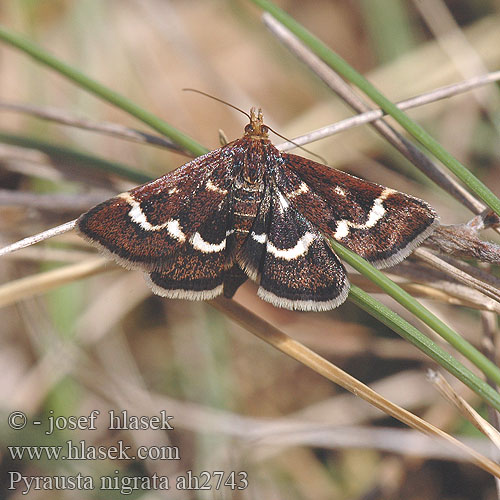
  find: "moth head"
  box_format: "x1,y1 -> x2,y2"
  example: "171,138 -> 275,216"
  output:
245,107 -> 269,139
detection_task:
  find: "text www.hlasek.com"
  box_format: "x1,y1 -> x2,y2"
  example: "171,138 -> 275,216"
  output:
8,440 -> 179,461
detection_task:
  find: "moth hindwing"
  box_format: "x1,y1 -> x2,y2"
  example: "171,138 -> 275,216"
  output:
77,107 -> 438,311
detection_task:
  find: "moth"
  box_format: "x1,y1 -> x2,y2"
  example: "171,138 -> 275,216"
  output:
77,108 -> 438,311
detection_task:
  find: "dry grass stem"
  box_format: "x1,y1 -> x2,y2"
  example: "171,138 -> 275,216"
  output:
414,247 -> 500,304
274,70 -> 500,153
0,100 -> 191,155
264,13 -> 496,215
3,246 -> 94,263
0,257 -> 113,307
0,219 -> 76,257
429,370 -> 500,449
211,297 -> 500,478
353,271 -> 500,312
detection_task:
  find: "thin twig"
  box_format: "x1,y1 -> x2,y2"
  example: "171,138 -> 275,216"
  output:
264,13 -> 493,215
0,101 -> 193,156
2,246 -> 95,263
354,268 -> 500,313
0,219 -> 77,257
414,247 -> 500,304
0,257 -> 111,307
435,255 -> 500,294
277,70 -> 500,152
427,223 -> 500,263
389,260 -> 500,312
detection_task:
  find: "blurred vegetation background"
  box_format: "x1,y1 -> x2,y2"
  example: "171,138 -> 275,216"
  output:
1,1 -> 500,499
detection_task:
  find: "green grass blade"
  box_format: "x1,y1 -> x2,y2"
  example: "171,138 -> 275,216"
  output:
333,240 -> 500,386
349,285 -> 500,412
0,25 -> 208,158
251,0 -> 500,216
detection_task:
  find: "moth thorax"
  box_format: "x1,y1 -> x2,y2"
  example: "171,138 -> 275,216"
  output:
239,141 -> 268,185
241,163 -> 263,185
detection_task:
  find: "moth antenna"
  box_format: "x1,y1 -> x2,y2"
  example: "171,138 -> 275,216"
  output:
266,125 -> 328,165
182,88 -> 251,119
183,89 -> 327,163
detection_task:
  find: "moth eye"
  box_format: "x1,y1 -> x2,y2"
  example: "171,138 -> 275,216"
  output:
245,124 -> 254,133
261,125 -> 269,133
